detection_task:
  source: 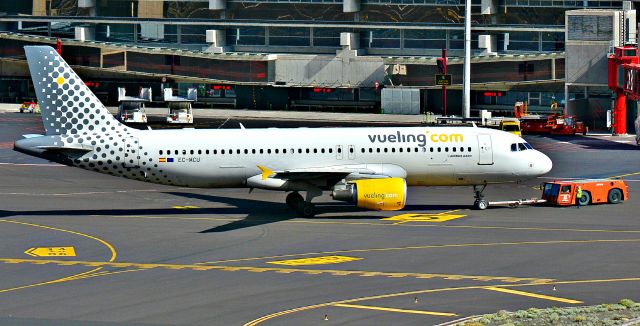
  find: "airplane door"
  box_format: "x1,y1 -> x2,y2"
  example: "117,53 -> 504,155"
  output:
124,137 -> 140,168
336,145 -> 343,160
348,145 -> 355,160
477,134 -> 493,165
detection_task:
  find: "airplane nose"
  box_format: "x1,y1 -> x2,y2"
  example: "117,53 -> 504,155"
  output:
538,152 -> 553,175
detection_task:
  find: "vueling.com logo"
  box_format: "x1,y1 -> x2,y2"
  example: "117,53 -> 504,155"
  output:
367,131 -> 464,147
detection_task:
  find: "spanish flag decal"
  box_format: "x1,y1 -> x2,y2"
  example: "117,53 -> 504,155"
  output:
159,157 -> 174,163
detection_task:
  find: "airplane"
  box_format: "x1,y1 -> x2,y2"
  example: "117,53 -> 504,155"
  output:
14,46 -> 552,217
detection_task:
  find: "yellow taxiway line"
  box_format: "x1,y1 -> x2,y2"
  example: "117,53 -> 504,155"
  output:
484,286 -> 583,304
333,303 -> 457,316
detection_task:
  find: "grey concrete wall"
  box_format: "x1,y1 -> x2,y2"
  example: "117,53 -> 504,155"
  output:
565,43 -> 610,85
274,54 -> 384,87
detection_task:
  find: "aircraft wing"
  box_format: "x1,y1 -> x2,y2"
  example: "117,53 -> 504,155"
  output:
258,164 -> 406,183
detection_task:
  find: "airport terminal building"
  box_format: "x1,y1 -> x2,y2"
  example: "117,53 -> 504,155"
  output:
0,0 -> 628,116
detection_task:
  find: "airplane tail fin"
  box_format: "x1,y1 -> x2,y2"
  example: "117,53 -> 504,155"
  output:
24,46 -> 128,136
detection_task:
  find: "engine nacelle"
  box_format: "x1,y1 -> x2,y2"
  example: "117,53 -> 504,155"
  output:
332,178 -> 406,211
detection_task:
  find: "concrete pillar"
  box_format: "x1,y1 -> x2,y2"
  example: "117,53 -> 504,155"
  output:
478,34 -> 497,55
75,27 -> 95,41
481,0 -> 497,15
33,0 -> 47,15
204,29 -> 228,53
209,0 -> 226,10
343,0 -> 360,13
340,32 -> 359,50
78,0 -> 97,16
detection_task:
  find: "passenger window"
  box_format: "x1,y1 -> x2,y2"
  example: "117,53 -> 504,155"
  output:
252,149 -> 256,154
313,148 -> 317,153
445,147 -> 449,152
221,149 -> 225,154
236,149 -> 241,154
283,149 -> 287,154
174,150 -> 178,155
275,149 -> 279,154
298,149 -> 302,153
376,148 -> 381,153
361,148 -> 365,153
214,149 -> 217,154
391,148 -> 395,153
561,186 -> 571,194
329,148 -> 333,153
384,148 -> 388,153
414,148 -> 419,152
260,149 -> 264,154
430,147 -> 434,152
468,147 -> 472,152
437,147 -> 441,152
267,149 -> 272,154
159,150 -> 163,155
198,150 -> 202,154
320,148 -> 325,154
511,143 -> 518,152
369,148 -> 373,153
190,150 -> 194,155
244,149 -> 248,154
518,143 -> 527,151
460,147 -> 464,152
349,147 -> 354,153
337,148 -> 342,153
399,148 -> 403,153
452,147 -> 456,152
206,150 -> 210,154
407,147 -> 411,152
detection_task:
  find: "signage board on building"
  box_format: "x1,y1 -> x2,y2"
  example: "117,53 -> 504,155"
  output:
435,74 -> 452,86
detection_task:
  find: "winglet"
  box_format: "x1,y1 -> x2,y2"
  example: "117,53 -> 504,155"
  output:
257,165 -> 274,180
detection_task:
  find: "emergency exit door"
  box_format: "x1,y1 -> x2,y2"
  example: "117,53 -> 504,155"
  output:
477,134 -> 493,165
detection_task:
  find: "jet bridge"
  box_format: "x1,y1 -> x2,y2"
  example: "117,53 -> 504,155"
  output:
164,88 -> 196,124
116,87 -> 151,124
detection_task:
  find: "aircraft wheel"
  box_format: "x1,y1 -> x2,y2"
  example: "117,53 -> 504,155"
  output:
608,189 -> 622,204
286,192 -> 303,209
296,202 -> 316,218
474,199 -> 489,210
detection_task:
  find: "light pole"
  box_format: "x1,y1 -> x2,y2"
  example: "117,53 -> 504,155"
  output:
463,0 -> 471,118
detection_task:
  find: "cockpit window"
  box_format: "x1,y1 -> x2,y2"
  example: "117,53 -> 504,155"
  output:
524,143 -> 533,149
511,143 -> 518,152
518,143 -> 527,151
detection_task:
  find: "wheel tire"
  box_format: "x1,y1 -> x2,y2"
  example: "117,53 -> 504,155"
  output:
296,202 -> 316,217
578,191 -> 591,206
477,199 -> 489,210
19,109 -> 23,113
608,189 -> 622,204
286,192 -> 303,209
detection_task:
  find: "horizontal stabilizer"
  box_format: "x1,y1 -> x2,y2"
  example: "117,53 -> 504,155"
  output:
37,144 -> 93,152
22,134 -> 44,139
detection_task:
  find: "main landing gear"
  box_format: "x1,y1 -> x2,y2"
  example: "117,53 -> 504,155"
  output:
473,184 -> 489,210
286,191 -> 317,217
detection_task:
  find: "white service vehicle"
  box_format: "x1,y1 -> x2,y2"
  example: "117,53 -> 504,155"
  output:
164,88 -> 195,124
116,87 -> 150,124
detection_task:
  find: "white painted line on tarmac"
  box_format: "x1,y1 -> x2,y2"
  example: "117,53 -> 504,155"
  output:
0,162 -> 62,167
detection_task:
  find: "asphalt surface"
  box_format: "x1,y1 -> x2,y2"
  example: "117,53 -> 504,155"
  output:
1,112 -> 640,325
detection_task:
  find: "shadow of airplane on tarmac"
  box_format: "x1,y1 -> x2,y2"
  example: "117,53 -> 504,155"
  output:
0,191 -> 472,233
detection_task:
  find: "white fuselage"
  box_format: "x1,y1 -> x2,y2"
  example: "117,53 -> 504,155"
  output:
123,126 -> 550,188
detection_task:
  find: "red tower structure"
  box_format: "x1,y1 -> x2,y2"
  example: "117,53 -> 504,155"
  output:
607,46 -> 638,134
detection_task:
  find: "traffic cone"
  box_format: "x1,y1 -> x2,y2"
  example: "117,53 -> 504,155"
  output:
552,285 -> 557,291
324,314 -> 328,321
414,297 -> 419,303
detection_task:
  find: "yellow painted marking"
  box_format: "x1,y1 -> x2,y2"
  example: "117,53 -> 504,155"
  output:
608,171 -> 640,179
244,277 -> 640,326
268,256 -> 362,266
333,303 -> 456,316
257,165 -> 273,180
172,205 -> 200,210
0,220 -> 117,294
55,76 -> 64,86
200,238 -> 640,266
25,246 -> 76,257
0,258 -> 553,284
384,213 -> 467,223
484,286 -> 583,304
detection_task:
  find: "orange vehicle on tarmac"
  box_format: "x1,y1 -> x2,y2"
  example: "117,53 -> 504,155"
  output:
542,179 -> 629,206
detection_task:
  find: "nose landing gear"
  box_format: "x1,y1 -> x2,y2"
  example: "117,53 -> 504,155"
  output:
473,184 -> 489,210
